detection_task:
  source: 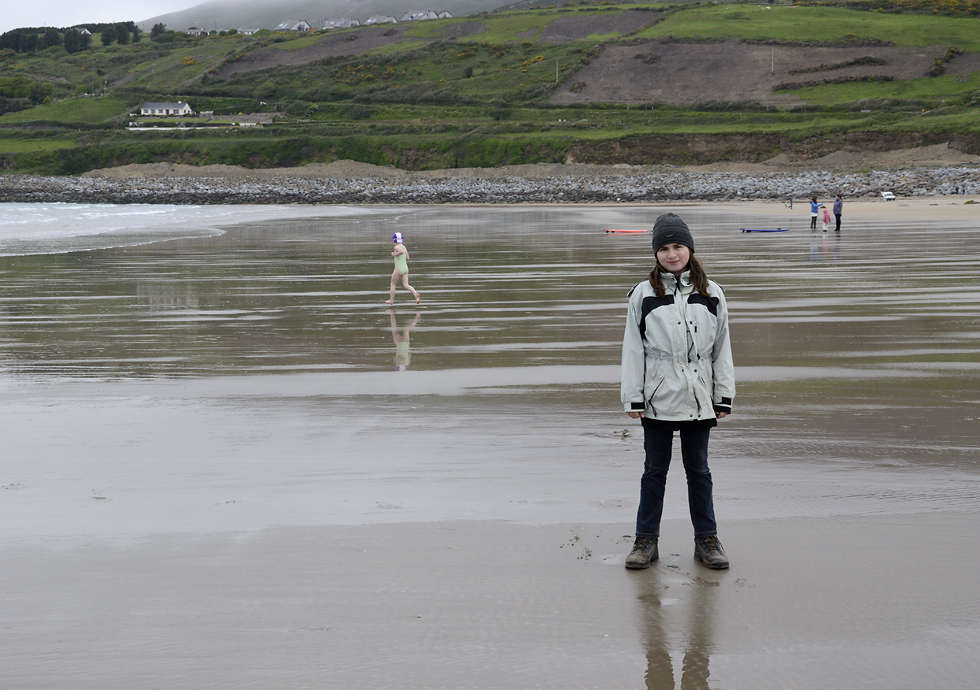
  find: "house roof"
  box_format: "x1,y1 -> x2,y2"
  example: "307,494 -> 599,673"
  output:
274,20 -> 311,30
142,102 -> 191,109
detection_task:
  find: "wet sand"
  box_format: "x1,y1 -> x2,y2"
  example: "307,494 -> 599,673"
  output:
2,199 -> 980,688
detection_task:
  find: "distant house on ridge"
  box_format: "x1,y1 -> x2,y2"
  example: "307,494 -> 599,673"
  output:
323,18 -> 360,29
400,10 -> 441,22
273,20 -> 313,32
140,101 -> 194,116
364,15 -> 398,25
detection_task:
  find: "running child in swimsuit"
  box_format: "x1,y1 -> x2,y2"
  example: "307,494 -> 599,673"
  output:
386,232 -> 421,305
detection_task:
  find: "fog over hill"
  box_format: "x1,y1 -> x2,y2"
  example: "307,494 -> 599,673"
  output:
141,0 -> 510,31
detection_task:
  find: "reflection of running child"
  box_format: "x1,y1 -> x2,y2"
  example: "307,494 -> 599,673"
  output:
385,232 -> 421,305
389,309 -> 421,371
822,207 -> 831,232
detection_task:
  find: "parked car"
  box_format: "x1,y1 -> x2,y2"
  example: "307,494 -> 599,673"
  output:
881,191 -> 896,201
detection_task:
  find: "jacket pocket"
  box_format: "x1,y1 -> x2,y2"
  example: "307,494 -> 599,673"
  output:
644,364 -> 665,410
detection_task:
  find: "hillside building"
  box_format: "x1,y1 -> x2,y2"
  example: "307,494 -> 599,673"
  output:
273,20 -> 313,32
323,18 -> 360,29
140,101 -> 194,116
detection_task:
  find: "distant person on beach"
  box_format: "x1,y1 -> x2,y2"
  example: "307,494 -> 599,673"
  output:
389,309 -> 421,371
386,232 -> 421,305
810,197 -> 820,230
833,194 -> 843,232
620,213 -> 735,571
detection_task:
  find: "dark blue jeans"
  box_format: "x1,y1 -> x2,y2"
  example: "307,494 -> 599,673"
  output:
636,419 -> 717,538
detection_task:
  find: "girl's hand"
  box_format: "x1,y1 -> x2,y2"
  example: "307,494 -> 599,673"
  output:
716,411 -> 727,419
627,411 -> 644,419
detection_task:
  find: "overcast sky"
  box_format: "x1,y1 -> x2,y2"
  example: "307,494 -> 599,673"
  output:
0,0 -> 202,35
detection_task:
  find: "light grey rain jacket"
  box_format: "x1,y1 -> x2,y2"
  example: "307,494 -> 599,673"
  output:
620,270 -> 735,420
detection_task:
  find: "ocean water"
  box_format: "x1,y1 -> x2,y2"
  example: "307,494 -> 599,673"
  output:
0,202 -> 365,256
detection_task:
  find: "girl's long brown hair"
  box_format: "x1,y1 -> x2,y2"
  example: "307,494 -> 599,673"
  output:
649,254 -> 711,299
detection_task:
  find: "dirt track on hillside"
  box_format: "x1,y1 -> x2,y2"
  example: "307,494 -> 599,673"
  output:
216,27 -> 420,78
523,9 -> 661,43
551,40 -> 980,107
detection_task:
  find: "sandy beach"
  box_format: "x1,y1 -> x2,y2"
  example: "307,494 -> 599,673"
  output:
2,198 -> 979,688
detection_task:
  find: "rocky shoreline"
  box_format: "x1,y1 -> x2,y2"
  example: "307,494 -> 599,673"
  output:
2,162 -> 980,204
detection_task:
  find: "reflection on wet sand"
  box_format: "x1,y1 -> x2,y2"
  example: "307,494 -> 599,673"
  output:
809,230 -> 842,263
632,565 -> 718,690
389,309 -> 421,370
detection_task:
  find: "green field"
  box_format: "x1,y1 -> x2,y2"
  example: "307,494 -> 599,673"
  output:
0,96 -> 136,125
637,5 -> 980,50
787,71 -> 980,105
0,135 -> 77,153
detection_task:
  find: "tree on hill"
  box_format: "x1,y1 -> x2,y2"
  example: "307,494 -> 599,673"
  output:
63,29 -> 82,53
0,29 -> 40,53
40,28 -> 63,50
0,76 -> 53,104
63,29 -> 91,53
101,25 -> 116,47
151,23 -> 167,38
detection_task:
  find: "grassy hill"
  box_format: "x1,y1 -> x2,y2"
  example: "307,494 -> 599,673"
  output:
2,1 -> 979,175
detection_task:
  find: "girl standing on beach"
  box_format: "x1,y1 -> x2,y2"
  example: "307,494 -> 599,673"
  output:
620,213 -> 735,571
386,232 -> 421,305
810,196 -> 820,230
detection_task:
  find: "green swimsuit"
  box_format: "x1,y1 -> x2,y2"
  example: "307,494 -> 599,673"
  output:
393,250 -> 409,275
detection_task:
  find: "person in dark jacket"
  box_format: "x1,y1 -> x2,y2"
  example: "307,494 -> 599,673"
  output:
620,213 -> 735,570
833,194 -> 843,232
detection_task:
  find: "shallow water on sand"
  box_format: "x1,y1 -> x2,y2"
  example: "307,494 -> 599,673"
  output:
3,201 -> 979,521
2,203 -> 979,689
3,203 -> 978,462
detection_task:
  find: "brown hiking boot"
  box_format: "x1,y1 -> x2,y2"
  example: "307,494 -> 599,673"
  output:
694,535 -> 729,569
625,537 -> 659,569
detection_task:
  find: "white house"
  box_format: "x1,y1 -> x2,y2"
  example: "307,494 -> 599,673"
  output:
273,20 -> 313,32
365,15 -> 398,25
140,101 -> 194,116
323,18 -> 360,29
401,10 -> 440,22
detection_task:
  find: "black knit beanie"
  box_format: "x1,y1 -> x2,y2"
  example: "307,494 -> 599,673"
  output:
651,213 -> 695,253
